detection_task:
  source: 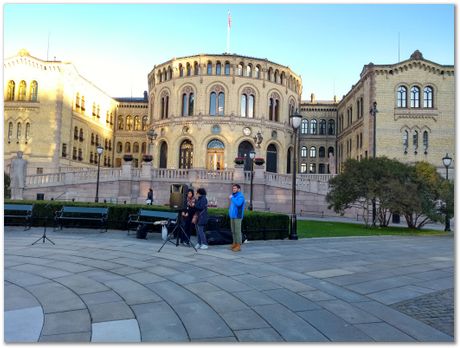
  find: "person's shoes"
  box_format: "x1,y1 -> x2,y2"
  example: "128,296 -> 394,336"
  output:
231,243 -> 241,252
195,243 -> 201,249
230,243 -> 236,249
200,244 -> 208,250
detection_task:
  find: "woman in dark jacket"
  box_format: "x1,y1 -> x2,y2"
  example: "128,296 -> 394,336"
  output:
194,187 -> 209,249
180,189 -> 196,246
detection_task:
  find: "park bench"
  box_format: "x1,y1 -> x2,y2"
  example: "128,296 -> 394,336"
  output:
54,206 -> 109,232
4,204 -> 34,230
127,209 -> 179,237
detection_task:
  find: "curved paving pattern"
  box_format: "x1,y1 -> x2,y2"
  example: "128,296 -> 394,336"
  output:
4,227 -> 454,342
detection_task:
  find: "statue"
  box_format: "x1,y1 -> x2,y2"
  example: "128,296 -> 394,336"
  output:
328,152 -> 336,174
10,151 -> 27,199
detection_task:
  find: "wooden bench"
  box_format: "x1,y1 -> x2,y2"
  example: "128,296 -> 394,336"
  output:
54,206 -> 109,232
127,209 -> 178,236
4,204 -> 34,230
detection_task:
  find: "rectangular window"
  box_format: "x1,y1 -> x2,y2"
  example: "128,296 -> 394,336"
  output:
62,143 -> 67,157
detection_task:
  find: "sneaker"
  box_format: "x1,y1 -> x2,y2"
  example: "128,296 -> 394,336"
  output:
200,244 -> 208,250
195,243 -> 201,249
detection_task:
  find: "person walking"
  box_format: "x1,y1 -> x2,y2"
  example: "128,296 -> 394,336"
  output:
180,188 -> 196,246
194,188 -> 209,249
146,188 -> 153,205
228,183 -> 245,252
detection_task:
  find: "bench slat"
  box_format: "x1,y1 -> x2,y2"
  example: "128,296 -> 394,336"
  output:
5,204 -> 33,212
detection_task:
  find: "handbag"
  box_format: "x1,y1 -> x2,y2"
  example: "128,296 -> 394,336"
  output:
191,213 -> 199,225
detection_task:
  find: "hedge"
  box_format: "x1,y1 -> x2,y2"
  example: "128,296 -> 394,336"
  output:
4,200 -> 290,240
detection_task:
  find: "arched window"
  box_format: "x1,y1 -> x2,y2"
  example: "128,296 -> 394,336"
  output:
78,148 -> 83,161
319,146 -> 326,158
301,163 -> 307,173
328,147 -> 334,156
310,119 -> 317,135
423,131 -> 429,151
181,88 -> 195,116
161,93 -> 169,119
268,68 -> 273,81
95,134 -> 99,146
168,66 -> 173,80
118,116 -> 124,130
210,92 -> 217,116
194,61 -> 199,75
142,116 -> 148,131
179,139 -> 194,169
403,130 -> 408,152
225,62 -> 230,75
186,63 -> 191,76
240,90 -> 255,118
134,116 -> 141,131
309,163 -> 316,173
301,146 -> 307,158
274,70 -> 279,84
328,119 -> 335,135
125,142 -> 131,153
423,86 -> 433,108
410,86 -> 420,108
8,122 -> 13,141
397,86 -> 407,107
7,80 -> 15,100
116,142 -> 123,153
159,141 -> 168,168
16,122 -> 22,139
289,101 -> 295,117
141,142 -> 147,154
413,130 -> 418,150
319,119 -> 326,135
309,146 -> 317,158
133,142 -> 139,153
216,62 -> 221,75
237,63 -> 243,76
210,86 -> 225,116
301,119 -> 308,134
179,64 -> 184,77
266,143 -> 278,173
182,93 -> 188,116
255,65 -> 260,79
218,93 -> 225,115
18,80 -> 26,101
319,163 -> 325,174
126,115 -> 133,131
207,61 -> 212,75
79,128 -> 84,141
268,93 -> 280,122
246,64 -> 252,77
74,126 -> 79,139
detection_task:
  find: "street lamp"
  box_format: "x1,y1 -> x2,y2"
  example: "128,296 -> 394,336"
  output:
289,110 -> 302,240
147,129 -> 158,154
95,145 -> 104,203
370,101 -> 378,226
248,151 -> 256,211
442,153 -> 452,232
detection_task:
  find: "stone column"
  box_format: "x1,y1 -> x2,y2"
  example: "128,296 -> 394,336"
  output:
233,164 -> 244,182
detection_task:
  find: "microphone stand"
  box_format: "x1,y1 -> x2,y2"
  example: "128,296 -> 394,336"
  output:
31,192 -> 66,245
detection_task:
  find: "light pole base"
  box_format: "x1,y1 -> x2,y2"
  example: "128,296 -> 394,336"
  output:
289,214 -> 298,240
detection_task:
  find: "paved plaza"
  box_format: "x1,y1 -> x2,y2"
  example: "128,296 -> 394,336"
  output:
4,226 -> 454,342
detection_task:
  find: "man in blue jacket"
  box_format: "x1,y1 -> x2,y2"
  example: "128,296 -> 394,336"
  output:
228,183 -> 245,252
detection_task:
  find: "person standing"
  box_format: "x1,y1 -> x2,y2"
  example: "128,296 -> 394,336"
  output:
180,188 -> 196,246
146,188 -> 153,205
228,183 -> 245,252
194,188 -> 209,250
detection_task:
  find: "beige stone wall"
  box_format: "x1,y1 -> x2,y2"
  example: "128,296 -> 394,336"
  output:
147,54 -> 302,173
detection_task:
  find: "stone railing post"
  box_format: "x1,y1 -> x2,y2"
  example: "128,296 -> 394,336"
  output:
140,161 -> 152,179
233,164 -> 244,182
121,160 -> 132,179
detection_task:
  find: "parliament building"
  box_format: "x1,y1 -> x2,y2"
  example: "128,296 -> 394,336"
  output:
4,49 -> 455,177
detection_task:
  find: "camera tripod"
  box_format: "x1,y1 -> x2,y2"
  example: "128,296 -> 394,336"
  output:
158,214 -> 197,253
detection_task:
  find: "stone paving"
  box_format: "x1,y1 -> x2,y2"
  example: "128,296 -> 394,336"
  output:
4,227 -> 454,342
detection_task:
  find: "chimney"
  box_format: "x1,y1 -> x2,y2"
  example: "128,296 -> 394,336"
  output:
311,93 -> 316,103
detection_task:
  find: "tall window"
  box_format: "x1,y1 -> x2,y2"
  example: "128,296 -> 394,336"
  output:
246,64 -> 252,77
240,88 -> 255,118
255,65 -> 260,79
225,62 -> 230,75
289,101 -> 295,117
309,146 -> 317,158
17,122 -> 22,139
194,62 -> 199,75
410,86 -> 420,108
309,163 -> 316,173
161,93 -> 169,119
310,119 -> 317,135
181,88 -> 195,116
18,80 -> 26,101
142,116 -> 148,131
413,130 -> 418,150
237,63 -> 243,76
268,93 -> 280,122
301,146 -> 307,158
319,163 -> 325,174
209,87 -> 225,116
8,122 -> 13,141
403,130 -> 408,152
134,116 -> 141,130
319,147 -> 325,158
319,119 -> 326,135
216,62 -> 221,75
125,142 -> 131,153
300,163 -> 307,173
62,143 -> 67,157
423,86 -> 433,108
7,80 -> 15,100
207,61 -> 212,75
301,119 -> 308,134
179,64 -> 184,77
126,115 -> 133,131
118,116 -> 124,130
423,131 -> 429,151
186,63 -> 191,76
133,142 -> 139,153
328,119 -> 335,135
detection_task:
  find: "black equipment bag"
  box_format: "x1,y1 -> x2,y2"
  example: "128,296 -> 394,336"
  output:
136,223 -> 149,239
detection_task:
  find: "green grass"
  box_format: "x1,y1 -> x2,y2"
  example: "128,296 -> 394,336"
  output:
297,220 -> 448,238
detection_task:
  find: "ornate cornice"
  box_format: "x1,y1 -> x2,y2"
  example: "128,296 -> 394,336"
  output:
394,108 -> 438,122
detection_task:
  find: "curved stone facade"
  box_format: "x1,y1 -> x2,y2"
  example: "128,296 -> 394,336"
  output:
146,54 -> 302,173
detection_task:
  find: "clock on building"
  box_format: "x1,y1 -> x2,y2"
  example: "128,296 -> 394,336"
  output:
243,127 -> 252,136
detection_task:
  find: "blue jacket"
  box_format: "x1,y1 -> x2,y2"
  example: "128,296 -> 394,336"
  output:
194,195 -> 208,226
229,191 -> 245,219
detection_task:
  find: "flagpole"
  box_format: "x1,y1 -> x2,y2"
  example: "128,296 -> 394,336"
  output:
227,11 -> 231,53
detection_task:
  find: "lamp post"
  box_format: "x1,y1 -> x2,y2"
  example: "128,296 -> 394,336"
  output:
248,151 -> 256,211
442,153 -> 452,232
147,129 -> 158,155
95,145 -> 104,203
370,101 -> 378,226
289,110 -> 302,240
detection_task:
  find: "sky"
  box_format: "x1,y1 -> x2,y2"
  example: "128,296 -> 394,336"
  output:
3,2 -> 455,101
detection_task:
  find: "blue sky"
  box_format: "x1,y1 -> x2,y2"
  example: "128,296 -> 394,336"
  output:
3,3 -> 454,100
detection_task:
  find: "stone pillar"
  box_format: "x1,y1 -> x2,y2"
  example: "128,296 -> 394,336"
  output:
121,160 -> 132,179
253,166 -> 266,211
233,164 -> 244,182
140,161 -> 152,179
